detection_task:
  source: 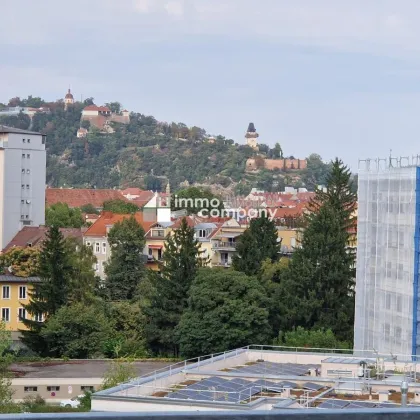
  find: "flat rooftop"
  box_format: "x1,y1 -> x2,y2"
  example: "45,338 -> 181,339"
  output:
10,360 -> 171,378
92,346 -> 420,413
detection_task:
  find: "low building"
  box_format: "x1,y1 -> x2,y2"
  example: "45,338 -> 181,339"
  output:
81,105 -> 130,132
91,346 -> 420,413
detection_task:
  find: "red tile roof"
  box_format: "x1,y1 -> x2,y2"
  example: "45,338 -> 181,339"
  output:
121,188 -> 145,196
46,188 -> 127,208
3,227 -> 85,252
83,105 -> 111,112
84,211 -> 155,237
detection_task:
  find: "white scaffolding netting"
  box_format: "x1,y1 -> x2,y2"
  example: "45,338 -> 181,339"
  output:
354,163 -> 417,357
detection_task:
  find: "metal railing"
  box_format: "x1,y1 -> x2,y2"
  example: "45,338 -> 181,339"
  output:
212,241 -> 237,250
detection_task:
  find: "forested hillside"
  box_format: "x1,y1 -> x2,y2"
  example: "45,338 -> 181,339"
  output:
0,96 -> 331,193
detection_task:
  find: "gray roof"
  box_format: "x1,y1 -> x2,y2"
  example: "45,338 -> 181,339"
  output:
0,275 -> 40,283
0,125 -> 43,136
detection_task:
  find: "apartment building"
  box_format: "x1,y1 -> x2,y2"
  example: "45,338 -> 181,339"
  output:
83,212 -> 155,278
0,126 -> 46,251
0,275 -> 40,333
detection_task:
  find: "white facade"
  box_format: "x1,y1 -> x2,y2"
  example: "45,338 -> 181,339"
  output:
0,126 -> 46,251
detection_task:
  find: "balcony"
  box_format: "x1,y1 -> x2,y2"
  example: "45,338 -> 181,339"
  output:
213,261 -> 232,268
212,241 -> 237,251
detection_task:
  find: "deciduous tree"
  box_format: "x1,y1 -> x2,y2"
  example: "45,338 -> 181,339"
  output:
176,268 -> 271,358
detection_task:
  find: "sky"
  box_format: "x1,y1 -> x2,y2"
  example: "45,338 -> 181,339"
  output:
3,0 -> 420,169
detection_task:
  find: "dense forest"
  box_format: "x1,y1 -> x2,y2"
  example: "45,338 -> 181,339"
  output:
0,96 -> 332,193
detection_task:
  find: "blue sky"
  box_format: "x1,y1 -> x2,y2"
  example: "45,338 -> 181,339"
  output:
3,0 -> 420,169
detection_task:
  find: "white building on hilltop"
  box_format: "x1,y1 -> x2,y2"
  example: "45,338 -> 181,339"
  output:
0,126 -> 46,251
354,158 -> 420,358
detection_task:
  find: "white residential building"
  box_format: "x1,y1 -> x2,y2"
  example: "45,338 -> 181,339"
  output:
0,126 -> 46,251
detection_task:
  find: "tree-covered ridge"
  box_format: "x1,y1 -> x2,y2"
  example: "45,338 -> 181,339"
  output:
0,95 -> 332,192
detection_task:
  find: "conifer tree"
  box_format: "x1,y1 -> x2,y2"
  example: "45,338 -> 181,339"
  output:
281,158 -> 356,342
144,218 -> 207,355
232,214 -> 280,276
104,216 -> 146,301
21,226 -> 72,354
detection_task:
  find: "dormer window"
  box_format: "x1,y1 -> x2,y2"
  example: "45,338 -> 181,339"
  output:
198,229 -> 207,238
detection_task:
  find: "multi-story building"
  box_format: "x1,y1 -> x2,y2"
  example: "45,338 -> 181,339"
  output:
0,274 -> 39,334
0,126 -> 46,251
83,212 -> 155,278
354,159 -> 420,357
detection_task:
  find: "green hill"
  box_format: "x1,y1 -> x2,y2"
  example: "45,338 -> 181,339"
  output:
0,96 -> 331,193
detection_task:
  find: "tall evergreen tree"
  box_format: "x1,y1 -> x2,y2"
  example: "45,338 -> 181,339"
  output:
232,214 -> 280,276
144,218 -> 207,355
21,226 -> 72,354
104,216 -> 146,301
281,158 -> 356,342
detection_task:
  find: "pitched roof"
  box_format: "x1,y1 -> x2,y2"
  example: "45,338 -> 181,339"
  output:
0,125 -> 43,136
130,191 -> 156,207
3,226 -> 85,252
84,211 -> 155,237
46,188 -> 127,208
83,105 -> 111,112
121,188 -> 144,196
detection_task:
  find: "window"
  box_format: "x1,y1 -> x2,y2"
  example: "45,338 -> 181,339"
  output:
34,313 -> 44,322
23,138 -> 26,143
26,184 -> 30,189
2,286 -> 10,299
2,308 -> 10,322
25,215 -> 29,219
22,169 -> 25,174
19,286 -> 27,299
27,154 -> 30,158
86,241 -> 91,247
27,139 -> 30,143
157,248 -> 162,260
21,214 -> 25,220
148,248 -> 153,256
152,229 -> 165,237
396,296 -> 403,312
18,307 -> 26,320
395,327 -> 402,340
27,169 -> 30,174
21,184 -> 25,189
384,323 -> 390,337
102,242 -> 106,254
198,229 -> 207,238
47,386 -> 60,392
81,386 -> 94,392
22,154 -> 25,158
386,293 -> 391,310
24,387 -> 38,392
21,199 -> 24,204
95,243 -> 100,253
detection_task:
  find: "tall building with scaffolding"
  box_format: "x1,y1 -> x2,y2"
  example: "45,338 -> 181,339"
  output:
354,157 -> 420,358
